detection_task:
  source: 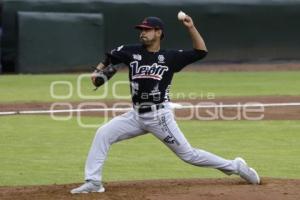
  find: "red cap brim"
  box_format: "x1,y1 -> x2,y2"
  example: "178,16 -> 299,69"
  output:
135,24 -> 154,29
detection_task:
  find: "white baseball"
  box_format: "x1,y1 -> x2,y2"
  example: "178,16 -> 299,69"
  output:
177,11 -> 186,21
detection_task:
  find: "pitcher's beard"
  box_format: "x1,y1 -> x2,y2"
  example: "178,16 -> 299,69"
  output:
140,37 -> 154,46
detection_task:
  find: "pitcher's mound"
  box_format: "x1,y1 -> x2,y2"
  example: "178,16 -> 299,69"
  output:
1,178 -> 299,200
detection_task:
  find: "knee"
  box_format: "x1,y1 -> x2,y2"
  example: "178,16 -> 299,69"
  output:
95,125 -> 119,145
177,149 -> 196,164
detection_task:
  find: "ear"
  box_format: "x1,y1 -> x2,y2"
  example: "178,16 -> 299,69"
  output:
156,29 -> 162,38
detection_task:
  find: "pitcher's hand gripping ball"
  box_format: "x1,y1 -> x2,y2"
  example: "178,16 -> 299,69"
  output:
177,11 -> 187,21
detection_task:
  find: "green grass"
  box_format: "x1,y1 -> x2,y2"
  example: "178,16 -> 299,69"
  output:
0,115 -> 299,186
0,71 -> 300,103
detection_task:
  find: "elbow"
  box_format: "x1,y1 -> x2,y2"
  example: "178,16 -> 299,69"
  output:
201,49 -> 208,54
194,46 -> 208,53
194,49 -> 208,59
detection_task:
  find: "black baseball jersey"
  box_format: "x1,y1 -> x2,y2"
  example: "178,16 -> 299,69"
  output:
107,44 -> 207,106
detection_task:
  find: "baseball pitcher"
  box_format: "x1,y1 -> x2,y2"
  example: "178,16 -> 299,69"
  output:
71,14 -> 260,194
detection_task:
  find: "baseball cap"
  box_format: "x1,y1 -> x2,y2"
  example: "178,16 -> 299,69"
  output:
135,16 -> 164,38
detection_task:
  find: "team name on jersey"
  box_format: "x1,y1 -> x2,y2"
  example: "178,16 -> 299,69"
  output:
130,61 -> 168,80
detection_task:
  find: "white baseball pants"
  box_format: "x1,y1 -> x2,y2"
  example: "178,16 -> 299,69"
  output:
84,104 -> 237,182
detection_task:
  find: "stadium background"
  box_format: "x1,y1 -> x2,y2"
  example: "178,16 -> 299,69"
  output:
1,0 -> 300,73
0,1 -> 300,200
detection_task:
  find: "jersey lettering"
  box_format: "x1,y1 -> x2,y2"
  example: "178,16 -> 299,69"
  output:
130,61 -> 168,80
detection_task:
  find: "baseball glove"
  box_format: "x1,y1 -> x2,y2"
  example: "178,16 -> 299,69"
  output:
91,64 -> 118,90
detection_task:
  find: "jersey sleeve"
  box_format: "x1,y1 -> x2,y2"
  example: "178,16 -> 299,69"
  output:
172,49 -> 207,72
105,45 -> 132,65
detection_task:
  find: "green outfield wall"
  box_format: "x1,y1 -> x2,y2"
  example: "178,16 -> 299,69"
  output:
1,0 -> 300,73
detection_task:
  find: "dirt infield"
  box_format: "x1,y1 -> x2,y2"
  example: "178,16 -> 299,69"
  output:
1,178 -> 299,200
1,96 -> 300,120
